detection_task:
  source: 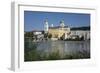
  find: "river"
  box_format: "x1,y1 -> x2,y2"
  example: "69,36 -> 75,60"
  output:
24,40 -> 90,61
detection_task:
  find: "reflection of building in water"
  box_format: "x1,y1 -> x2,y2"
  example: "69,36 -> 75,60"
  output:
50,41 -> 65,58
44,19 -> 71,40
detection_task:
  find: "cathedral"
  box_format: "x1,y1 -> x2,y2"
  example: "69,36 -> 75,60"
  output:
44,19 -> 71,40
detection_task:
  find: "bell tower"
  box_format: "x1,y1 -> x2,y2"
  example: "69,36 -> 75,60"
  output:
60,19 -> 65,27
44,18 -> 49,33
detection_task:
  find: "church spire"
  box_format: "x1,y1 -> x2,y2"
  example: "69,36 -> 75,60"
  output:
44,18 -> 49,32
60,19 -> 65,27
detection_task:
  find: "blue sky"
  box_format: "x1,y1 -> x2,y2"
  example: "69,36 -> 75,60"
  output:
24,11 -> 90,31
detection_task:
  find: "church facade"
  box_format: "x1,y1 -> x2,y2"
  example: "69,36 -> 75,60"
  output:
44,19 -> 71,40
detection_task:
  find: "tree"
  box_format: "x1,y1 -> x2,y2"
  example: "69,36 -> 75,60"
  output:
48,34 -> 52,39
25,32 -> 33,37
60,34 -> 65,40
44,33 -> 48,39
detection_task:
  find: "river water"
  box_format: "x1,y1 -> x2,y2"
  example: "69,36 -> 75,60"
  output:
36,40 -> 90,57
25,39 -> 90,61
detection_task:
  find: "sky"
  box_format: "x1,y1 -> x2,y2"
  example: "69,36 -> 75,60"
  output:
24,11 -> 90,31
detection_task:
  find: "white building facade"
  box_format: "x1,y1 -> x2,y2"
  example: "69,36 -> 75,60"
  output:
70,30 -> 90,40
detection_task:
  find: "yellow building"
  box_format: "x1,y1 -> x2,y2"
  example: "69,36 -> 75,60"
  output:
44,19 -> 70,40
48,26 -> 70,39
48,20 -> 70,39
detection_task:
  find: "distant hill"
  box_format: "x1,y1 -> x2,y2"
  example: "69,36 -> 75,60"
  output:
71,26 -> 90,30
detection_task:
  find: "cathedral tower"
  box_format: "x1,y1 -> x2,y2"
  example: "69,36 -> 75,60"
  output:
44,19 -> 49,33
60,20 -> 65,27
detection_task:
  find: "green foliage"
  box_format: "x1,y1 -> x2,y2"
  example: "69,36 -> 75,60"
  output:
25,32 -> 33,37
48,34 -> 52,39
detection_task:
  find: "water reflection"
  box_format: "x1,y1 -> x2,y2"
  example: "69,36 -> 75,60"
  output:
24,39 -> 90,61
37,41 -> 90,57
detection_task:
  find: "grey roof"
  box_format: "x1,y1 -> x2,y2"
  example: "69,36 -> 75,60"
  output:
49,26 -> 68,29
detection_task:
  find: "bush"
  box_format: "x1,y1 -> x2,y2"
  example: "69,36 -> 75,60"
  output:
48,34 -> 52,39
